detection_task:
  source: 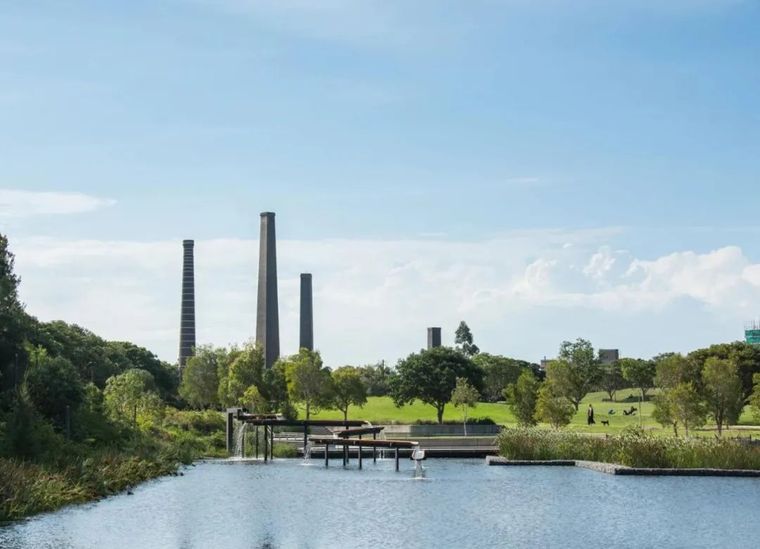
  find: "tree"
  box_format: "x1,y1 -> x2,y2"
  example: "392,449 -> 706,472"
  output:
359,362 -> 394,397
620,358 -> 656,401
451,377 -> 479,436
24,349 -> 84,428
218,343 -> 264,408
104,369 -> 163,429
0,233 -> 28,394
282,349 -> 332,420
240,385 -> 269,413
331,366 -> 368,421
689,342 -> 760,399
473,353 -> 526,402
505,370 -> 540,426
546,338 -> 601,410
599,360 -> 624,402
702,357 -> 744,435
535,382 -> 575,428
454,321 -> 480,357
751,374 -> 760,423
655,353 -> 701,390
653,383 -> 706,436
179,345 -> 221,409
390,347 -> 483,423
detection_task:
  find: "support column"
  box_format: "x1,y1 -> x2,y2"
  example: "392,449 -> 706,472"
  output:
256,212 -> 280,369
373,432 -> 377,463
325,444 -> 329,467
358,445 -> 363,469
270,426 -> 274,460
395,448 -> 400,471
300,273 -> 313,351
255,426 -> 259,459
225,410 -> 235,455
264,426 -> 268,462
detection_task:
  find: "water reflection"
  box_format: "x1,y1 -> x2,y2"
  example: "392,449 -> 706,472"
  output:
2,459 -> 759,549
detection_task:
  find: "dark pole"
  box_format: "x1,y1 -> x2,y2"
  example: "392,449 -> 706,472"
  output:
343,444 -> 347,467
373,432 -> 377,463
358,444 -> 363,469
241,428 -> 246,459
264,426 -> 268,462
395,447 -> 400,472
255,426 -> 259,459
325,443 -> 329,467
270,426 -> 274,460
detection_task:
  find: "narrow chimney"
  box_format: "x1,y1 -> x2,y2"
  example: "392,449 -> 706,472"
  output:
427,327 -> 442,350
179,240 -> 196,370
256,212 -> 280,369
300,273 -> 314,351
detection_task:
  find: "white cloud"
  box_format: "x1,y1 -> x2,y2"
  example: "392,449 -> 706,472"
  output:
0,189 -> 115,218
9,232 -> 758,367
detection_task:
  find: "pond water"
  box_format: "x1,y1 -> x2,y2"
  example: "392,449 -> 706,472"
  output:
2,458 -> 759,549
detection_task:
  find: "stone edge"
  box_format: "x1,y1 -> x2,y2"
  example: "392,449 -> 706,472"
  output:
486,456 -> 760,477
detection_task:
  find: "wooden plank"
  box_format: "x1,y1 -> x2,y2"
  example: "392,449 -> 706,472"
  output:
309,437 -> 417,449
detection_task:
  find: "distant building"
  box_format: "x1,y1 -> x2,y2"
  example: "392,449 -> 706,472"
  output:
539,357 -> 552,371
745,321 -> 760,346
598,349 -> 619,365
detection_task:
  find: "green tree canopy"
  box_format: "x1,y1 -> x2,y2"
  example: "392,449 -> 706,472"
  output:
454,321 -> 480,357
390,347 -> 483,424
179,345 -> 221,409
653,382 -> 706,437
505,370 -> 540,426
282,349 -> 332,420
702,357 -> 744,435
473,353 -> 529,402
620,357 -> 656,400
689,342 -> 760,398
546,338 -> 601,410
654,353 -> 701,390
599,360 -> 624,402
535,381 -> 575,429
751,374 -> 760,423
24,348 -> 84,428
218,343 -> 264,408
331,366 -> 368,421
0,233 -> 28,394
359,362 -> 394,397
451,377 -> 479,435
104,369 -> 163,429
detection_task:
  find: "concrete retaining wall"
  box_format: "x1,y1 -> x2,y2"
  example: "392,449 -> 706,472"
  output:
486,456 -> 760,477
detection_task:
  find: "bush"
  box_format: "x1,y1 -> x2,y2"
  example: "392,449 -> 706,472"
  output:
497,427 -> 760,469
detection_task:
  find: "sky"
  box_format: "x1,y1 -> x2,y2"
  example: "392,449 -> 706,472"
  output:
1,0 -> 760,367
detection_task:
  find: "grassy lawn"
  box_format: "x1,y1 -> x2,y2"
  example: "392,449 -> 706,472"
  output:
304,391 -> 760,437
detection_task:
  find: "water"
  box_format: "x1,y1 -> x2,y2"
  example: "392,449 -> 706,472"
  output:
2,459 -> 760,549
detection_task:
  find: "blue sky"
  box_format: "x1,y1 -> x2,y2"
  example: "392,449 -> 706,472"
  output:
1,0 -> 760,366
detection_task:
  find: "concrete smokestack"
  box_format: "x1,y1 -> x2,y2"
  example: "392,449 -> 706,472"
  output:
179,239 -> 196,369
427,327 -> 442,350
300,273 -> 313,351
256,212 -> 280,369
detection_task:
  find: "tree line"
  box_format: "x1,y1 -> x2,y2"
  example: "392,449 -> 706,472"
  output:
506,338 -> 760,435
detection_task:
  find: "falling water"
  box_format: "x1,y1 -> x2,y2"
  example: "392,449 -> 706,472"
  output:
232,422 -> 249,459
303,441 -> 312,462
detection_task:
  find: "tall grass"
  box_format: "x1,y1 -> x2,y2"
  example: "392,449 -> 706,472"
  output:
0,409 -> 227,522
497,427 -> 760,469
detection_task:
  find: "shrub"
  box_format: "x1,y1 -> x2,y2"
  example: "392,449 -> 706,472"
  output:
496,427 -> 760,469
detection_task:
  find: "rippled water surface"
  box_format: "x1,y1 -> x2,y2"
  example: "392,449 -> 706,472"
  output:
2,458 -> 759,548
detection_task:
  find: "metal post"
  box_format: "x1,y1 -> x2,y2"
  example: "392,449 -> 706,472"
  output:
264,426 -> 268,462
395,447 -> 399,472
325,443 -> 329,467
343,444 -> 347,467
255,426 -> 259,459
373,432 -> 377,463
358,445 -> 363,469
